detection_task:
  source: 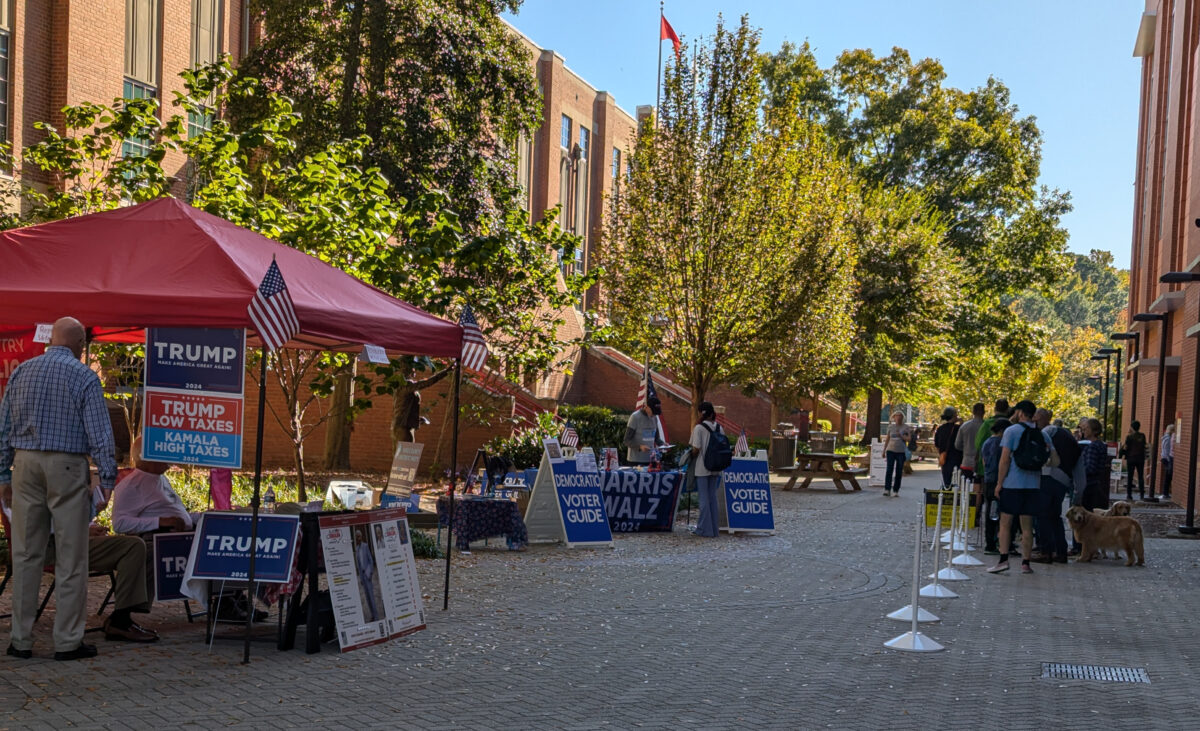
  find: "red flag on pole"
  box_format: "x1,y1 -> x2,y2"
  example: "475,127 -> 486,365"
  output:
660,15 -> 681,57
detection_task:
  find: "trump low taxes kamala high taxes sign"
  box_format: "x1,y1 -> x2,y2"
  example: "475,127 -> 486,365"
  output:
142,328 -> 246,469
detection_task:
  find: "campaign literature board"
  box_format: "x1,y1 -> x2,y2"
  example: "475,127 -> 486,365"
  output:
385,442 -> 424,500
923,489 -> 979,528
602,470 -> 683,532
318,507 -> 426,652
153,532 -> 195,602
524,445 -> 614,548
142,328 -> 246,469
719,455 -> 775,534
869,438 -> 886,487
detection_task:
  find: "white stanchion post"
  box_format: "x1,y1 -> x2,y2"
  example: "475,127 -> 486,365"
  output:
951,473 -> 984,567
933,482 -> 970,581
885,504 -> 945,652
921,492 -> 958,598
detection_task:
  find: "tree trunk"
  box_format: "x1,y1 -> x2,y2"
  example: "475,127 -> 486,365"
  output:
838,395 -> 850,438
690,384 -> 704,428
860,387 -> 883,446
322,364 -> 354,470
338,0 -> 365,137
769,399 -> 779,435
293,440 -> 307,503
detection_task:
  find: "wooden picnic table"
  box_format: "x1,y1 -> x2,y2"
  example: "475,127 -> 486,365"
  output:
778,452 -> 866,492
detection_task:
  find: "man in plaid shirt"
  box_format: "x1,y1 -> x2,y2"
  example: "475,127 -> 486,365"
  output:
0,318 -> 117,661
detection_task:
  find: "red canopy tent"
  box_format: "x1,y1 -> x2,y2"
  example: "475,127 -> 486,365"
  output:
0,197 -> 462,356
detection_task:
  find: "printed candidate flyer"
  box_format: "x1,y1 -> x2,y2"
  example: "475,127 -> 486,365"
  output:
318,508 -> 426,652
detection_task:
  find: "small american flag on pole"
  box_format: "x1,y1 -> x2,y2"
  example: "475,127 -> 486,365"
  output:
560,423 -> 579,449
636,361 -> 651,409
735,429 -> 750,456
247,259 -> 299,352
458,305 -> 489,372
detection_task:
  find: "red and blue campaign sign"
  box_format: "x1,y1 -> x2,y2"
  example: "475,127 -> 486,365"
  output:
551,459 -> 613,546
185,512 -> 301,583
143,391 -> 243,468
145,327 -> 245,394
723,458 -> 775,532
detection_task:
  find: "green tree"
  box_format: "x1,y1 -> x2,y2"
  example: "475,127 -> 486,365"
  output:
604,17 -> 858,423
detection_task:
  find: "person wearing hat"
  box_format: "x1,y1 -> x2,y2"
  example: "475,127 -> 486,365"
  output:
624,397 -> 664,466
934,407 -> 962,488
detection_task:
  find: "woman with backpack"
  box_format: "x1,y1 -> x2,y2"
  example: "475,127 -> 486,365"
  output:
689,402 -> 729,537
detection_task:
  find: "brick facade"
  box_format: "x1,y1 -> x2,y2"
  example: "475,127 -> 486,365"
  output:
1126,1 -> 1200,500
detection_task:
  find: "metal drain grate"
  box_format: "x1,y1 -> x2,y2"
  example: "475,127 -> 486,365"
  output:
1041,663 -> 1150,684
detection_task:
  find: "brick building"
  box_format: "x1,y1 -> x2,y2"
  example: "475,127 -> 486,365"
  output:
1125,1 -> 1200,500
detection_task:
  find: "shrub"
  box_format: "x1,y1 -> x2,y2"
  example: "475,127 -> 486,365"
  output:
485,411 -> 559,469
559,404 -> 629,451
410,529 -> 443,559
816,419 -> 833,433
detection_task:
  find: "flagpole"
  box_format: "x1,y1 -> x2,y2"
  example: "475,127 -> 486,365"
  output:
242,345 -> 268,664
655,1 -> 663,127
442,357 -> 462,611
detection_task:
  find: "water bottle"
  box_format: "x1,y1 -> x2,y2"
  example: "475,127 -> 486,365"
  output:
989,500 -> 999,521
263,485 -> 276,514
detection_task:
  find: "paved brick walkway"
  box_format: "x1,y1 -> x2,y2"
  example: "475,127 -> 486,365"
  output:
2,463 -> 1199,729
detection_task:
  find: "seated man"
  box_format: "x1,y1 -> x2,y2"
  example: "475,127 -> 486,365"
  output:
113,439 -> 264,622
44,524 -> 159,643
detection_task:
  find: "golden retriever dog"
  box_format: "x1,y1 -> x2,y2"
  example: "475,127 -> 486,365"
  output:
1095,501 -> 1132,517
1066,505 -> 1144,567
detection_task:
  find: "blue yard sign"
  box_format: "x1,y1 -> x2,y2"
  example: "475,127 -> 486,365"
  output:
601,470 -> 682,532
153,532 -> 196,602
184,512 -> 301,583
551,459 -> 614,547
722,457 -> 775,533
145,327 -> 246,394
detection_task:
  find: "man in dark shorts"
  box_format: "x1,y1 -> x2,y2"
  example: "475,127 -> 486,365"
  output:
988,400 -> 1056,575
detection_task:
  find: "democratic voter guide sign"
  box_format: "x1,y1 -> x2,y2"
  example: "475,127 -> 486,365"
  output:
143,328 -> 245,469
721,457 -> 775,533
524,446 -> 614,548
183,512 -> 300,584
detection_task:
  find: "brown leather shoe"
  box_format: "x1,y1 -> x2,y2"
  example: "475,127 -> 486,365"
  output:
103,620 -> 159,643
1031,553 -> 1053,564
129,621 -> 160,638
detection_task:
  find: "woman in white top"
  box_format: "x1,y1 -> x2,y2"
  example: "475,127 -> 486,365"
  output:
689,402 -> 723,537
881,412 -> 912,497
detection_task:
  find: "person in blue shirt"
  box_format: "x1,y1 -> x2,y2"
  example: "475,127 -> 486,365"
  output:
979,418 -> 1010,554
988,400 -> 1056,575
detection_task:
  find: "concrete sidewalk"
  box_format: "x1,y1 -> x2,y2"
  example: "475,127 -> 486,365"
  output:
1,463 -> 1197,729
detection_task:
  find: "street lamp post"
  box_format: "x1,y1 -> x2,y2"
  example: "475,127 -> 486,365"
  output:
1098,347 -> 1121,439
1159,271 -> 1200,533
1091,353 -> 1111,437
1086,376 -> 1103,419
1112,331 -> 1141,434
1132,311 -> 1169,502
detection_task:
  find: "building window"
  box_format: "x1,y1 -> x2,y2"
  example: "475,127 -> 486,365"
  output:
561,114 -> 571,149
192,0 -> 222,69
611,148 -> 620,179
240,4 -> 252,56
121,79 -> 158,159
187,110 -> 213,139
515,133 -> 533,214
0,7 -> 10,147
578,126 -> 589,160
125,0 -> 160,86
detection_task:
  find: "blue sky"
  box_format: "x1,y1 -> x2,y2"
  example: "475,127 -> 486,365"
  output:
504,0 -> 1143,269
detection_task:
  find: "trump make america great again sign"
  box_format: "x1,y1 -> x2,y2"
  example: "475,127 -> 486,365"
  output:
142,328 -> 245,469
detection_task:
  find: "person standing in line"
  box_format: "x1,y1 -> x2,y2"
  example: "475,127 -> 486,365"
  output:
955,403 -> 985,483
979,418 -> 1010,555
1160,424 -> 1175,499
0,317 -> 116,661
974,399 -> 1011,463
689,402 -> 726,537
624,397 -> 663,466
1032,408 -> 1077,564
988,400 -> 1056,575
882,411 -> 911,497
934,407 -> 961,488
1120,421 -> 1147,500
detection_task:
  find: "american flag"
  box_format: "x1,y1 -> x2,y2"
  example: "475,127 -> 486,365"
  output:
636,361 -> 653,409
458,305 -> 489,372
560,423 -> 579,448
735,429 -> 750,456
247,259 -> 299,352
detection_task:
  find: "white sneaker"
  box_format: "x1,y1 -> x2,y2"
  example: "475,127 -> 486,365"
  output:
885,490 -> 893,497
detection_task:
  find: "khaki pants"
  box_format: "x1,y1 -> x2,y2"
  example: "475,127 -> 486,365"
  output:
46,535 -> 151,615
10,450 -> 92,652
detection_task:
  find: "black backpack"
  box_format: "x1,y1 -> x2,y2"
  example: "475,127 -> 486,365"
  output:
1048,427 -> 1080,475
1012,423 -> 1050,471
700,423 -> 733,472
